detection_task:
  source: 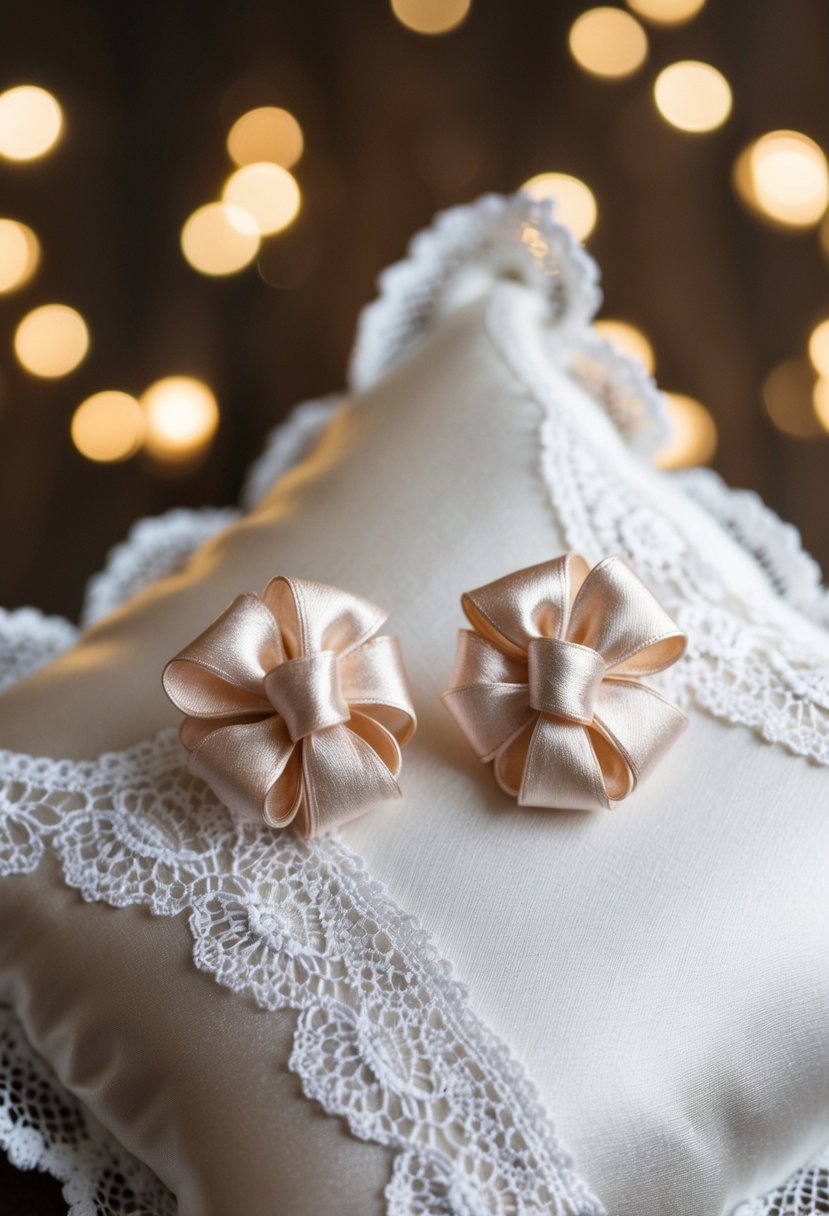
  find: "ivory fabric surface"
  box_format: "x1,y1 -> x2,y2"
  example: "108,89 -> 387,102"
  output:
0,855 -> 392,1216
0,283 -> 828,1214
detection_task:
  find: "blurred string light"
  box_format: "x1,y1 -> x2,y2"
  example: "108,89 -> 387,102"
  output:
734,131 -> 829,229
181,202 -> 260,276
654,392 -> 717,468
626,0 -> 706,24
568,8 -> 648,80
808,319 -> 829,377
71,391 -> 145,463
390,0 -> 471,35
0,219 -> 40,293
14,304 -> 89,378
594,319 -> 655,374
0,85 -> 63,161
654,61 -> 732,133
141,376 -> 219,462
222,163 -> 300,235
521,172 -> 597,241
762,358 -> 824,438
227,106 -> 303,169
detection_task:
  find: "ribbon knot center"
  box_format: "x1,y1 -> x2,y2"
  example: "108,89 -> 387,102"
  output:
264,650 -> 350,742
527,637 -> 606,725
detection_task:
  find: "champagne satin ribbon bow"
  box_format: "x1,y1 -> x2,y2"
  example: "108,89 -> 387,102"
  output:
441,554 -> 687,810
162,577 -> 416,838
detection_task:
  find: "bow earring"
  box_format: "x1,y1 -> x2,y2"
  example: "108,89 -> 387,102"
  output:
163,576 -> 417,838
441,553 -> 687,811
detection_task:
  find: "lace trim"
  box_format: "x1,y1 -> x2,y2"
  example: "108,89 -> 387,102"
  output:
240,395 -> 343,510
348,192 -> 669,459
674,467 -> 829,631
0,728 -> 604,1216
0,608 -> 78,696
0,1007 -> 175,1216
566,331 -> 669,457
349,192 -> 601,399
81,507 -> 238,629
732,1145 -> 829,1215
484,285 -> 829,767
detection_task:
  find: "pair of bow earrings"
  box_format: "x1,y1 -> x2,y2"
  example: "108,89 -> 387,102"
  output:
162,553 -> 688,839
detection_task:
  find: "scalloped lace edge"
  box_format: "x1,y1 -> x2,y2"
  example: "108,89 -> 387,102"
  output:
731,1145 -> 829,1215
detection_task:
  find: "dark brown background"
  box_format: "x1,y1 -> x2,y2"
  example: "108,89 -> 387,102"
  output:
1,0 -> 828,1209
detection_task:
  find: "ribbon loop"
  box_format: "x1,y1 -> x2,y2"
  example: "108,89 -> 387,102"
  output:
443,553 -> 687,812
163,578 -> 416,838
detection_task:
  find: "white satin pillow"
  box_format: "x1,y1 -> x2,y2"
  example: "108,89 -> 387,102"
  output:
1,196 -> 828,1216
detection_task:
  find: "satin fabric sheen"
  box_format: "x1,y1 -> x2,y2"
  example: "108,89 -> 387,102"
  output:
442,553 -> 687,809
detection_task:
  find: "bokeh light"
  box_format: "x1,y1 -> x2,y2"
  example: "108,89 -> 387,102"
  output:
0,219 -> 40,293
762,358 -> 824,438
521,172 -> 597,241
654,61 -> 731,133
227,106 -> 304,169
594,319 -> 655,374
222,163 -> 301,235
655,392 -> 717,467
141,376 -> 220,462
0,85 -> 63,161
390,0 -> 471,35
181,202 -> 260,276
71,391 -> 145,463
627,0 -> 706,24
808,319 -> 829,378
735,131 -> 829,229
14,304 -> 89,378
568,8 -> 648,80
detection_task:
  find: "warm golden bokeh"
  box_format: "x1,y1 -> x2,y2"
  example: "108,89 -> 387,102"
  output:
653,61 -> 731,133
141,376 -> 220,461
655,392 -> 718,467
0,85 -> 63,161
0,219 -> 40,293
808,319 -> 829,378
627,0 -> 706,25
181,202 -> 260,276
390,0 -> 471,35
71,391 -> 145,463
762,358 -> 824,438
735,131 -> 829,229
568,8 -> 648,80
14,304 -> 89,378
227,106 -> 304,169
594,319 -> 656,375
222,163 -> 301,235
521,172 -> 597,241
